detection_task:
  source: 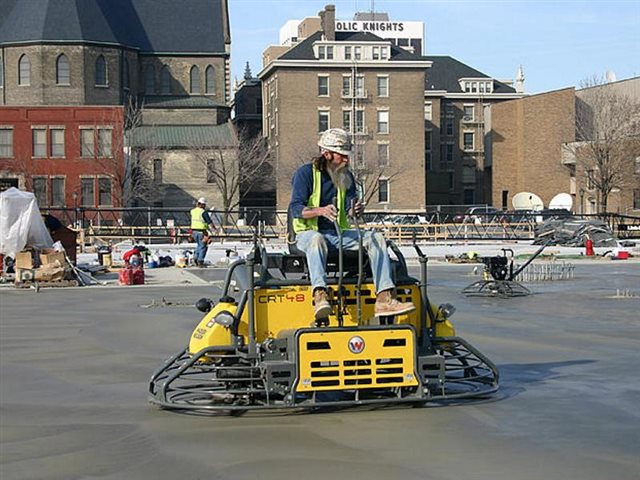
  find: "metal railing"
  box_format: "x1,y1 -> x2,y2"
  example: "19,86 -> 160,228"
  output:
41,207 -> 640,246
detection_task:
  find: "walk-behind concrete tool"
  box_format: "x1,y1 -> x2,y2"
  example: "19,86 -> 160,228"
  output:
462,242 -> 550,298
149,211 -> 498,413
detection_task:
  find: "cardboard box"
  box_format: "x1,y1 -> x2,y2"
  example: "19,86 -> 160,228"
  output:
40,251 -> 66,267
15,251 -> 34,269
34,266 -> 65,282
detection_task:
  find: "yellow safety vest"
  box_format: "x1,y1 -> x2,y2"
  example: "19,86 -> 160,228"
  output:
190,207 -> 207,231
292,165 -> 350,234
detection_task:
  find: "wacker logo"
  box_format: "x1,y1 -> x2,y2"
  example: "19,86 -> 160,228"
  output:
348,336 -> 365,354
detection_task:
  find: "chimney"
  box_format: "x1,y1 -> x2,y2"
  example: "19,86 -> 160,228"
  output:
319,5 -> 336,41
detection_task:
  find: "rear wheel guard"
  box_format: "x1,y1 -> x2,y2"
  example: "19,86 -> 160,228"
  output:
148,337 -> 499,414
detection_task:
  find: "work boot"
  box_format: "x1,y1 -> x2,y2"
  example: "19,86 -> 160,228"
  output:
313,288 -> 332,320
374,289 -> 416,317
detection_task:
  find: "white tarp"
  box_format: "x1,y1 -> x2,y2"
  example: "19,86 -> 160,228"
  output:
0,187 -> 53,258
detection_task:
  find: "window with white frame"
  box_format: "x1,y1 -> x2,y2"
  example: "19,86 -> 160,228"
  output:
33,177 -> 48,206
98,129 -> 112,157
205,65 -> 215,94
81,178 -> 94,206
32,128 -> 46,157
372,46 -> 380,60
0,128 -> 13,157
318,75 -> 329,96
377,110 -> 389,134
344,46 -> 352,60
355,109 -> 365,133
98,177 -> 112,206
424,102 -> 432,121
354,145 -> 364,168
635,156 -> 640,174
318,46 -> 326,59
463,104 -> 474,121
342,76 -> 351,97
380,47 -> 389,60
80,129 -> 94,157
56,54 -> 70,85
377,75 -> 388,97
378,179 -> 389,203
51,177 -> 65,206
190,65 -> 200,94
355,75 -> 365,97
318,110 -> 330,132
19,54 -> 30,86
51,128 -> 65,157
343,110 -> 352,132
377,143 -> 389,167
326,46 -> 334,59
354,46 -> 362,60
463,132 -> 474,151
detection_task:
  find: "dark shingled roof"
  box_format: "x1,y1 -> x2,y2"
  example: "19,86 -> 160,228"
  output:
143,95 -> 228,109
0,0 -> 229,54
424,56 -> 516,93
279,31 -> 426,62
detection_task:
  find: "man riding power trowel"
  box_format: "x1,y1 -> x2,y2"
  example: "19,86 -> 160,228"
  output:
288,128 -> 415,322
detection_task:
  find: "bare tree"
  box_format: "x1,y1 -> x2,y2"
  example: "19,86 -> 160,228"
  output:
84,95 -> 164,207
190,125 -> 271,224
352,161 -> 405,206
572,75 -> 640,212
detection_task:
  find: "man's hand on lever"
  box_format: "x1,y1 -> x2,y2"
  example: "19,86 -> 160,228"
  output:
349,201 -> 365,218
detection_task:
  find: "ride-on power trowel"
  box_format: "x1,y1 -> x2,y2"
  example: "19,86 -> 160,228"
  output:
149,207 -> 498,413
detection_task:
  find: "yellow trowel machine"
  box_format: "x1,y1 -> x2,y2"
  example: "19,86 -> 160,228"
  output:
149,217 -> 498,413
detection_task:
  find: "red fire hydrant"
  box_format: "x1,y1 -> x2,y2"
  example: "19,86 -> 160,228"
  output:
585,237 -> 594,256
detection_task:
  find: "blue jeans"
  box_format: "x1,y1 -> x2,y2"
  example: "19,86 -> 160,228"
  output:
295,229 -> 395,294
192,230 -> 208,263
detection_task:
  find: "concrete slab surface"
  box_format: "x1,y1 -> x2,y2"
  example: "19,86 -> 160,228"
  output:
1,262 -> 639,480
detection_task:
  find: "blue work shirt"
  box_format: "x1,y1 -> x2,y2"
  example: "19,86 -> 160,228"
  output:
289,163 -> 357,233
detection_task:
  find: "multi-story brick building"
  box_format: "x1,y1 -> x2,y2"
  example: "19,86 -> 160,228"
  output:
490,77 -> 640,214
258,5 -> 524,211
0,106 -> 123,209
260,6 -> 431,211
0,0 -> 233,210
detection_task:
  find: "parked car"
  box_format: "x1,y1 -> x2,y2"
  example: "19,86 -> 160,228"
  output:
382,215 -> 429,225
503,209 -> 572,224
453,207 -> 503,224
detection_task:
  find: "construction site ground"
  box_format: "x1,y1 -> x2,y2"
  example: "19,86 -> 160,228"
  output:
1,250 -> 638,480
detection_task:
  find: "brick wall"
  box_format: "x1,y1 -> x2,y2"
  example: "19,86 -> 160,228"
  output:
268,67 -> 426,211
491,88 -> 576,209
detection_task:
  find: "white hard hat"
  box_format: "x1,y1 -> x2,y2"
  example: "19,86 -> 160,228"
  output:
197,197 -> 207,204
318,128 -> 352,156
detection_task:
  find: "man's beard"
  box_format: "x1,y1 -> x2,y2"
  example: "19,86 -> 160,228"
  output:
328,163 -> 352,191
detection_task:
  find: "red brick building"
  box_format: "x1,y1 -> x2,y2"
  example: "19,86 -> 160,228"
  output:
0,106 -> 124,209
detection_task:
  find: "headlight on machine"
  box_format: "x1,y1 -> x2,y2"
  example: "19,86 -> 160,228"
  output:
438,303 -> 456,320
214,311 -> 235,327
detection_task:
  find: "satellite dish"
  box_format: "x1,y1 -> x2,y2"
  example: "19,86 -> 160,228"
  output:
512,192 -> 544,211
549,193 -> 573,211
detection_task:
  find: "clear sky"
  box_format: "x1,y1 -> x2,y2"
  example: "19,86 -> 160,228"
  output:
228,0 -> 640,94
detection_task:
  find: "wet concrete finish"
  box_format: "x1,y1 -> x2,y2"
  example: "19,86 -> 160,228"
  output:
1,263 -> 639,479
